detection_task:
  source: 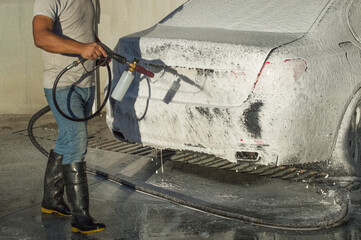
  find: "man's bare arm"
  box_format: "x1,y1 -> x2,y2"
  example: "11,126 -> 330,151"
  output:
32,15 -> 107,60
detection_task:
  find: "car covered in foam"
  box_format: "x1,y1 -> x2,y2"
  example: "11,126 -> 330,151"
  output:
106,0 -> 361,176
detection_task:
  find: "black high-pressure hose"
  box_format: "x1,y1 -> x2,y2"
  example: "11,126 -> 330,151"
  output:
27,47 -> 350,231
52,58 -> 112,122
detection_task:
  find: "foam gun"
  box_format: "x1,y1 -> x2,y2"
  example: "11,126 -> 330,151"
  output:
98,43 -> 154,102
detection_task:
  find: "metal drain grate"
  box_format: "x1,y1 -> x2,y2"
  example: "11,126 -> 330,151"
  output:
16,127 -> 328,182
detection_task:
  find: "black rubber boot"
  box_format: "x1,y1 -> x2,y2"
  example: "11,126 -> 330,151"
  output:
41,150 -> 71,217
63,162 -> 105,234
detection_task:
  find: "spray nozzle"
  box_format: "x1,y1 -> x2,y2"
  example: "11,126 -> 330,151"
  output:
130,58 -> 154,78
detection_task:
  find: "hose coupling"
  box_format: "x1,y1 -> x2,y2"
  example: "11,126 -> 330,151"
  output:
128,58 -> 139,72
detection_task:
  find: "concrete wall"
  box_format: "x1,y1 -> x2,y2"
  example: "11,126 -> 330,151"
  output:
0,0 -> 186,114
0,0 -> 44,114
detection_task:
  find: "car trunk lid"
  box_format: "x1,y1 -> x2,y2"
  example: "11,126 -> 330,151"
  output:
115,26 -> 303,107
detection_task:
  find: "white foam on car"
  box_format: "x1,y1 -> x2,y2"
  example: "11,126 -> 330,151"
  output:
161,0 -> 330,34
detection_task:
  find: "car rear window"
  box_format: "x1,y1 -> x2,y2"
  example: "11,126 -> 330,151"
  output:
161,0 -> 331,33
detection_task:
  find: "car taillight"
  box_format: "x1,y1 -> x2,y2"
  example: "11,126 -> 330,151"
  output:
253,58 -> 307,93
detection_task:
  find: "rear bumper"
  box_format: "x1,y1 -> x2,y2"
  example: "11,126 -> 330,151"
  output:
106,94 -> 280,165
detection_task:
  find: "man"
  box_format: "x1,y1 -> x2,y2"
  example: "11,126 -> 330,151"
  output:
33,0 -> 107,234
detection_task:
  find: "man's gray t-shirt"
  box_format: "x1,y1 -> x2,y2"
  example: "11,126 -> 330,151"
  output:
34,0 -> 95,89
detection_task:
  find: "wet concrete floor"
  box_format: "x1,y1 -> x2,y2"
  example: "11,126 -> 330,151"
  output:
1,114 -> 361,239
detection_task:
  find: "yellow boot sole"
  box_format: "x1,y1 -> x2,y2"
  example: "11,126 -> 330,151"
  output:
41,207 -> 71,217
71,226 -> 105,234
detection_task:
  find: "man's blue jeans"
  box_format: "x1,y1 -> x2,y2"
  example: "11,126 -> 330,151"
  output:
44,86 -> 95,165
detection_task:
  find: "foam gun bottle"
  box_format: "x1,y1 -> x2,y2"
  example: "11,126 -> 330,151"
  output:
111,59 -> 139,102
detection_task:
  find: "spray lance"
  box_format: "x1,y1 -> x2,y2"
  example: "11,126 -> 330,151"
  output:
52,42 -> 154,122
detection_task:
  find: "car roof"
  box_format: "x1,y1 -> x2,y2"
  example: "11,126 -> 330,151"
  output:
161,0 -> 333,34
